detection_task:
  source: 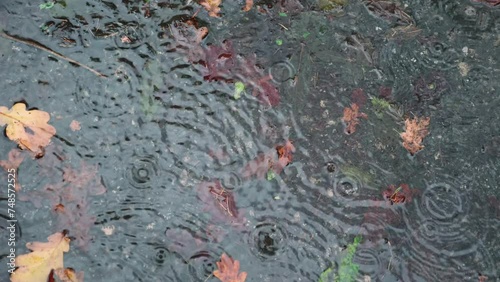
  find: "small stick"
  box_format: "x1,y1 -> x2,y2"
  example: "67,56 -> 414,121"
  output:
0,30 -> 107,78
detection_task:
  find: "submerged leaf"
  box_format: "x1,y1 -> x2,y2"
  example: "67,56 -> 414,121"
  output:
213,253 -> 247,282
342,103 -> 367,134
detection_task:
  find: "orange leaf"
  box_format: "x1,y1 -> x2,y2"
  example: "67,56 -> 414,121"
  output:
10,231 -> 79,282
400,116 -> 430,155
213,253 -> 247,282
200,0 -> 222,17
275,140 -> 295,169
242,0 -> 253,11
342,103 -> 367,134
0,103 -> 56,155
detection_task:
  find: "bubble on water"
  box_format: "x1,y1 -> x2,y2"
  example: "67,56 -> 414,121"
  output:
126,155 -> 159,189
249,220 -> 288,260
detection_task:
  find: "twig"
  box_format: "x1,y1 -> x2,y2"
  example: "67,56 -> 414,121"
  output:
0,30 -> 107,78
387,240 -> 393,270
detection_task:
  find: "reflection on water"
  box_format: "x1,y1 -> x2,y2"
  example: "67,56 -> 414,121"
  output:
0,0 -> 499,281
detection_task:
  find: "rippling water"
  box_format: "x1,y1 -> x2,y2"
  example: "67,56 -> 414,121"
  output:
0,0 -> 499,281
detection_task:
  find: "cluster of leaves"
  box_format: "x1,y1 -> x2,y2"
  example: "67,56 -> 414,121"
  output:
318,236 -> 362,282
170,22 -> 280,107
0,101 -> 106,281
400,116 -> 430,155
11,231 -> 83,282
198,140 -> 294,232
20,160 -> 106,250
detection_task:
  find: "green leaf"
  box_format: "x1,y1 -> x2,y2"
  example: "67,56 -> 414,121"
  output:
266,169 -> 276,181
318,267 -> 333,282
275,39 -> 283,46
335,235 -> 362,282
234,81 -> 245,99
279,12 -> 287,17
39,2 -> 55,9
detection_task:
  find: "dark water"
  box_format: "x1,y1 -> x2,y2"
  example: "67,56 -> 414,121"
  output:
0,0 -> 499,281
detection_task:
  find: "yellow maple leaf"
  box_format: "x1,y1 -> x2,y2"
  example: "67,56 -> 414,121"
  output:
0,103 -> 56,155
11,232 -> 71,282
213,253 -> 247,282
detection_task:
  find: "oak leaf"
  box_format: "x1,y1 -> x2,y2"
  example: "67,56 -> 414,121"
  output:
0,103 -> 56,155
213,253 -> 247,282
400,116 -> 430,155
10,231 -> 81,282
342,103 -> 367,134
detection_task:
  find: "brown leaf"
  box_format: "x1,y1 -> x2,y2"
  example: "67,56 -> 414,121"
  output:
0,103 -> 56,155
275,140 -> 295,172
213,253 -> 247,282
52,268 -> 84,282
400,116 -> 430,155
241,140 -> 294,179
342,103 -> 368,134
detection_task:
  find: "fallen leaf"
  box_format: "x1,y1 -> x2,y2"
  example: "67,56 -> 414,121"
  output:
200,0 -> 222,17
10,231 -> 80,282
342,103 -> 367,134
69,120 -> 81,131
0,148 -> 25,171
50,268 -> 84,282
382,184 -> 419,205
478,274 -> 488,282
275,140 -> 295,171
242,0 -> 253,11
241,140 -> 294,179
21,161 -> 106,249
472,0 -> 499,6
400,116 -> 430,155
0,103 -> 56,155
213,253 -> 247,282
197,181 -> 243,224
